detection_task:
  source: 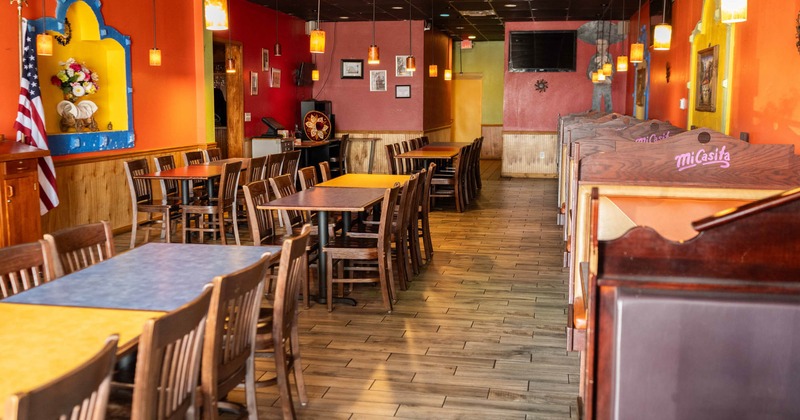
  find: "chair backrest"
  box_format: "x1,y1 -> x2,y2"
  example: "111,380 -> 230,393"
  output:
282,150 -> 301,180
247,155 -> 267,183
377,184 -> 402,260
205,148 -> 222,162
217,161 -> 242,209
338,134 -> 350,174
243,180 -> 277,245
44,221 -> 115,277
421,162 -> 436,215
0,240 -> 55,298
265,153 -> 284,181
298,166 -> 318,191
269,174 -> 305,229
384,144 -> 398,175
4,335 -> 118,420
397,173 -> 421,237
124,159 -> 155,207
271,225 -> 312,359
132,287 -> 212,420
392,143 -> 408,174
201,254 -> 271,416
319,161 -> 332,181
153,155 -> 180,199
182,150 -> 206,166
419,136 -> 429,146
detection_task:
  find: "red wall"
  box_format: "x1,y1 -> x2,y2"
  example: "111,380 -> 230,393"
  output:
312,20 -> 426,132
230,0 -> 311,137
503,21 -> 628,131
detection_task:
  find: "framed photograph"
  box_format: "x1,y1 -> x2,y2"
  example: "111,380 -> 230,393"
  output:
262,48 -> 269,71
270,68 -> 281,88
369,70 -> 387,92
395,55 -> 412,77
695,45 -> 718,112
341,59 -> 364,79
250,72 -> 258,95
395,84 -> 411,98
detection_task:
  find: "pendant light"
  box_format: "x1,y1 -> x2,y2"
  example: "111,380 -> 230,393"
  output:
616,0 -> 628,71
205,0 -> 228,30
309,0 -> 325,53
721,0 -> 747,23
405,4 -> 416,73
36,0 -> 53,56
444,69 -> 452,80
367,0 -> 379,64
149,0 -> 161,66
601,20 -> 612,76
653,0 -> 671,50
630,0 -> 643,63
274,0 -> 281,56
225,0 -> 235,73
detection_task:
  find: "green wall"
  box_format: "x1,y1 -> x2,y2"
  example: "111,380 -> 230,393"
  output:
457,41 -> 505,125
204,28 -> 214,143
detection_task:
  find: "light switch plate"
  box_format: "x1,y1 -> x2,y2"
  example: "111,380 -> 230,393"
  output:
244,113 -> 251,122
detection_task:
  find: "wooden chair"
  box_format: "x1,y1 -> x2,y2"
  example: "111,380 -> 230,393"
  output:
329,134 -> 349,176
384,144 -> 398,175
124,159 -> 181,249
282,150 -> 301,182
44,220 -> 115,277
430,145 -> 468,212
319,161 -> 332,182
269,174 -> 309,232
237,155 -> 268,225
254,225 -> 312,419
0,240 -> 55,299
394,142 -> 410,174
473,137 -> 483,190
418,163 -> 436,264
265,153 -> 284,182
181,161 -> 241,245
205,147 -> 223,162
325,185 -> 401,312
4,335 -> 118,420
123,288 -> 211,420
298,166 -> 318,191
153,155 -> 181,201
182,150 -> 208,199
201,254 -> 272,420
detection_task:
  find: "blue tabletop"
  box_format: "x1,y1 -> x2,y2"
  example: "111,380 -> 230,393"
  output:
4,243 -> 281,312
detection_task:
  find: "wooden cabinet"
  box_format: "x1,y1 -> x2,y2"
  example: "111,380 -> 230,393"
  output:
0,141 -> 49,247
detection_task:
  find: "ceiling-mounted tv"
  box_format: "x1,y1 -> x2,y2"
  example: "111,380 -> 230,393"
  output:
508,30 -> 577,73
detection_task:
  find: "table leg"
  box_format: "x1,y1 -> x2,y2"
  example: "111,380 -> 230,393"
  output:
180,180 -> 191,205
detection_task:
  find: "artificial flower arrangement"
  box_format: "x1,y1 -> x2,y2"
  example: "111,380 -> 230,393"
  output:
51,58 -> 99,102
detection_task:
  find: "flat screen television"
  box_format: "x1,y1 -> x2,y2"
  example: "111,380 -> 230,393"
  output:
508,30 -> 577,73
294,62 -> 314,86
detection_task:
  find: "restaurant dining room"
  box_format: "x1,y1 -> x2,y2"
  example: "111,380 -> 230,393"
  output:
1,0 -> 799,419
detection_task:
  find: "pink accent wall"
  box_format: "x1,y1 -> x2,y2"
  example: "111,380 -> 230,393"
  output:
313,21 -> 425,132
230,0 -> 312,137
503,21 -> 628,131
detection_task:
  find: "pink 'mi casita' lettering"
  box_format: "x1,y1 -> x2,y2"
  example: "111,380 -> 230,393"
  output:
674,145 -> 731,171
635,131 -> 671,143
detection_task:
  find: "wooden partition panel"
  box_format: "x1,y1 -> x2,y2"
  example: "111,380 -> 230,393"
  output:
341,131 -> 423,174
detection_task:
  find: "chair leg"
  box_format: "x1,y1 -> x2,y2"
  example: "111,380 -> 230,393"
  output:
386,252 -> 397,304
244,354 -> 258,420
231,207 -> 241,245
326,253 -> 335,312
378,257 -> 393,312
130,214 -> 138,250
181,212 -> 188,244
422,217 -> 433,263
273,346 -> 297,420
163,210 -> 171,244
289,323 -> 308,407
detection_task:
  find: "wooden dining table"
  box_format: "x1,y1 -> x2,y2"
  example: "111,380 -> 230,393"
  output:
317,173 -> 409,189
257,186 -> 386,305
134,158 -> 250,205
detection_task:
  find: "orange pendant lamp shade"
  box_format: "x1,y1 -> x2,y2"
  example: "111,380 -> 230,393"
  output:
721,0 -> 747,23
226,57 -> 235,73
591,71 -> 600,83
36,33 -> 53,56
311,69 -> 320,81
653,23 -> 671,50
429,64 -> 438,78
368,45 -> 380,64
149,48 -> 162,66
205,0 -> 229,30
616,55 -> 628,72
310,29 -> 325,53
406,56 -> 416,72
630,43 -> 644,63
444,69 -> 452,80
602,62 -> 613,76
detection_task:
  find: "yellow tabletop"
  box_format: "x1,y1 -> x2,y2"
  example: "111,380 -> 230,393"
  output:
0,303 -> 164,407
317,174 -> 410,189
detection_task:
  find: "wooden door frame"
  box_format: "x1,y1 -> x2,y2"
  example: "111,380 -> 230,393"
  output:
212,38 -> 244,158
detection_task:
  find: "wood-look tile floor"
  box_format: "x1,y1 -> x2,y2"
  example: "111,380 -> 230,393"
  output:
114,160 -> 579,419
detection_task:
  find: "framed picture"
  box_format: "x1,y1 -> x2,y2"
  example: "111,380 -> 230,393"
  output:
369,70 -> 387,92
695,45 -> 718,112
395,55 -> 412,77
250,72 -> 258,95
270,68 -> 281,88
395,84 -> 411,98
341,59 -> 364,79
262,48 -> 269,71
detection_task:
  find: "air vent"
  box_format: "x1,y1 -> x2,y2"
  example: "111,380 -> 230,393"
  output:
459,10 -> 496,17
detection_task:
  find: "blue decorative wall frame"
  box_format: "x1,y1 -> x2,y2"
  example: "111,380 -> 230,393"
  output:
29,0 -> 134,156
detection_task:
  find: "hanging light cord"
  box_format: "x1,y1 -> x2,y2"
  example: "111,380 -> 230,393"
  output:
408,2 -> 412,56
152,0 -> 157,49
636,0 -> 642,39
316,0 -> 321,31
42,0 -> 46,33
661,0 -> 666,24
275,0 -> 278,44
372,0 -> 376,45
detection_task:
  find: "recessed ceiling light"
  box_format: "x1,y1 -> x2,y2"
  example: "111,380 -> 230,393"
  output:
456,26 -> 464,29
505,3 -> 517,7
391,6 -> 403,9
468,35 -> 476,39
440,13 -> 450,17
340,16 -> 349,19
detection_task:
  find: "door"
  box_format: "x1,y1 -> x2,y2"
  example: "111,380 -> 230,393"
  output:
452,73 -> 483,143
225,42 -> 244,158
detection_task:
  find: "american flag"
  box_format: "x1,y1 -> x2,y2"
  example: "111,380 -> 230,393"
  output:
14,19 -> 59,215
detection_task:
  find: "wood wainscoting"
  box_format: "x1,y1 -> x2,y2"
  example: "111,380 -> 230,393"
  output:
343,131 -> 424,174
424,126 -> 451,144
41,145 -> 212,235
481,125 -> 503,159
502,131 -> 558,178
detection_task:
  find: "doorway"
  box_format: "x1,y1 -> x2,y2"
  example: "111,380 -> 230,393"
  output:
452,73 -> 483,143
212,40 -> 243,158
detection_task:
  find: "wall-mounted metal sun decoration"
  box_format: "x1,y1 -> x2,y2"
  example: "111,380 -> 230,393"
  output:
535,79 -> 548,93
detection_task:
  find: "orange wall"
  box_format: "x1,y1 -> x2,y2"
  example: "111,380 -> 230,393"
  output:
423,31 -> 453,130
640,0 -> 800,152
